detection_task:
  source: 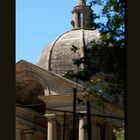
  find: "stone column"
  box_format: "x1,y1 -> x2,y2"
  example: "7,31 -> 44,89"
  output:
24,129 -> 34,140
45,113 -> 57,140
78,111 -> 86,140
79,116 -> 85,140
16,127 -> 21,140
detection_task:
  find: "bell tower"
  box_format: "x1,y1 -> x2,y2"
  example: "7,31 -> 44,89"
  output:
71,0 -> 94,29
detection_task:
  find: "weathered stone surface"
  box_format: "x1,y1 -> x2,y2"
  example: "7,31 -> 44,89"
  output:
16,60 -> 124,123
37,29 -> 100,76
16,1 -> 124,139
16,60 -> 86,109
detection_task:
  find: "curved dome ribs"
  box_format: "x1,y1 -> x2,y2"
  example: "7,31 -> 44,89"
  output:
37,0 -> 100,76
48,31 -> 71,71
37,29 -> 100,76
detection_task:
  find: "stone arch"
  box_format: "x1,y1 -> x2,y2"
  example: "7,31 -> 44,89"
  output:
16,69 -> 51,95
16,69 -> 52,113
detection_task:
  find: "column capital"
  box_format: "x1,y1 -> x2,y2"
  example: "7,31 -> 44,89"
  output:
24,129 -> 34,134
79,111 -> 86,117
44,113 -> 56,121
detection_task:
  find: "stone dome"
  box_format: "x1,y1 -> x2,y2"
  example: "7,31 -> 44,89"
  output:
37,0 -> 100,76
37,29 -> 100,76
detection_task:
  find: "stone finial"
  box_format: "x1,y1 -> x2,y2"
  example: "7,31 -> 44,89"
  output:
78,0 -> 86,5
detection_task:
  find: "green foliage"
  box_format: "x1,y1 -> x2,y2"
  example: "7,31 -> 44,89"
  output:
113,128 -> 125,140
66,2 -> 125,139
88,0 -> 125,102
65,0 -> 125,104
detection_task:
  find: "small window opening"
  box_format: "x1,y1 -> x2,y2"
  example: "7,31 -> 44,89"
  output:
78,12 -> 83,27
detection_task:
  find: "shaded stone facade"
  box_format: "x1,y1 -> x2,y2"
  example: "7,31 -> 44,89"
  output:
16,0 -> 124,140
16,60 -> 124,140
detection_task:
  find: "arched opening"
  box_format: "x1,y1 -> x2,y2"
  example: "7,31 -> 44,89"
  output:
16,79 -> 46,114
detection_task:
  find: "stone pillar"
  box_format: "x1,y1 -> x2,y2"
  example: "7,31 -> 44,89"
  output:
79,116 -> 85,140
78,111 -> 87,140
16,127 -> 21,140
45,113 -> 57,140
105,123 -> 113,140
24,129 -> 34,140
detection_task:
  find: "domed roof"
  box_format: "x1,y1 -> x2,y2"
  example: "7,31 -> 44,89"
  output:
37,0 -> 100,76
37,29 -> 100,76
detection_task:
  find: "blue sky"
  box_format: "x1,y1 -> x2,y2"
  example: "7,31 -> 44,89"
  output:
16,0 -> 104,64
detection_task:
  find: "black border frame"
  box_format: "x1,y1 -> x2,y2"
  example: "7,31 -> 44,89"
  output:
0,0 -> 15,139
0,0 -> 140,139
127,0 -> 140,139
